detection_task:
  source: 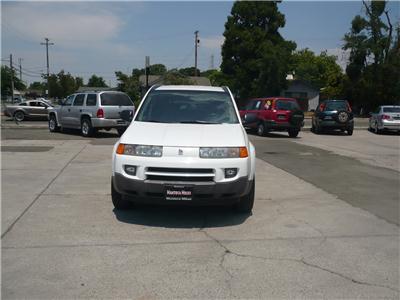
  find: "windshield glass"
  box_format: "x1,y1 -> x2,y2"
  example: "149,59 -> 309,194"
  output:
135,90 -> 239,124
383,107 -> 400,113
100,93 -> 133,106
325,101 -> 348,111
275,100 -> 300,110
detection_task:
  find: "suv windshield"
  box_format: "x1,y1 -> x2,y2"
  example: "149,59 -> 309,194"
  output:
275,100 -> 300,111
383,107 -> 400,113
100,93 -> 133,106
325,101 -> 348,111
135,90 -> 239,124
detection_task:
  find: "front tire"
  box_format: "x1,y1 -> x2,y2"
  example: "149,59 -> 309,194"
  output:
257,123 -> 266,136
288,128 -> 299,138
374,122 -> 380,134
14,111 -> 25,122
48,115 -> 60,132
347,128 -> 353,136
111,178 -> 131,210
235,179 -> 255,213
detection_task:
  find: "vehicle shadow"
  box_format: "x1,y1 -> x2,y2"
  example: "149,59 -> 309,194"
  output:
247,131 -> 301,139
59,128 -> 119,138
113,205 -> 251,229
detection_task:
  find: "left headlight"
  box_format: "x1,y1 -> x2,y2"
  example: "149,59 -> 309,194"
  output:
199,147 -> 248,158
116,144 -> 163,157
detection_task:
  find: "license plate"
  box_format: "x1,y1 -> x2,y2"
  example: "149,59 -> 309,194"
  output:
165,185 -> 193,201
324,116 -> 332,120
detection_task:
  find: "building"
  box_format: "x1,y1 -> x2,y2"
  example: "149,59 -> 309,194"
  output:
280,80 -> 320,111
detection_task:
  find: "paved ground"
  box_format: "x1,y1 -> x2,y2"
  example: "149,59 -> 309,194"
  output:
1,127 -> 399,299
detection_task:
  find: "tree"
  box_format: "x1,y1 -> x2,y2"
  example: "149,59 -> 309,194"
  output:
29,81 -> 46,91
75,77 -> 84,89
46,70 -> 83,98
87,74 -> 107,87
115,71 -> 140,106
1,65 -> 26,97
178,67 -> 200,77
201,69 -> 232,87
162,71 -> 194,85
343,0 -> 399,111
221,1 -> 296,100
149,64 -> 167,75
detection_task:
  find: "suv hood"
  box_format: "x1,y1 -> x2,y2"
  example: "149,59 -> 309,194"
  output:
121,121 -> 247,147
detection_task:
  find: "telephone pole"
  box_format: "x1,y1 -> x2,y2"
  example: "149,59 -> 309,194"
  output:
194,31 -> 199,76
10,54 -> 14,103
210,54 -> 214,70
18,58 -> 23,81
40,38 -> 54,97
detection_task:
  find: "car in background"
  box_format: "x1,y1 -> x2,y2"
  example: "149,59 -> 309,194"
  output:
112,85 -> 256,213
369,105 -> 400,134
312,100 -> 354,135
3,99 -> 53,121
239,97 -> 304,137
48,91 -> 135,137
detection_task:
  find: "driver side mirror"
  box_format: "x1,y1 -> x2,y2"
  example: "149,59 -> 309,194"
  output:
120,110 -> 134,122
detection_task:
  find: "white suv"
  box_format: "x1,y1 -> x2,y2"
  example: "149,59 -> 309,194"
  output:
111,85 -> 256,213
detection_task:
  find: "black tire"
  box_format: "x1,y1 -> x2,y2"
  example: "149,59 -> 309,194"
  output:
257,123 -> 266,136
48,114 -> 60,132
14,111 -> 25,122
81,118 -> 95,137
314,124 -> 321,134
235,179 -> 255,213
374,122 -> 381,134
347,128 -> 353,136
288,128 -> 299,138
289,110 -> 304,127
335,110 -> 349,124
111,178 -> 131,210
117,127 -> 127,137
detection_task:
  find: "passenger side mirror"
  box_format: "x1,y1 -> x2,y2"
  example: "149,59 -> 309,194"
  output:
120,110 -> 134,122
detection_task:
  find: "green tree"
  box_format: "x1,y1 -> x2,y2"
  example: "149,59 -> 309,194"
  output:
87,74 -> 107,87
162,71 -> 194,85
201,69 -> 232,87
47,70 -> 83,98
149,64 -> 167,75
115,71 -> 140,106
221,1 -> 296,100
1,65 -> 26,97
178,67 -> 200,77
343,0 -> 399,111
29,81 -> 46,91
75,77 -> 84,89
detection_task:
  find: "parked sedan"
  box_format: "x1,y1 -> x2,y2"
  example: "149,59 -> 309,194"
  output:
4,100 -> 53,121
369,105 -> 400,134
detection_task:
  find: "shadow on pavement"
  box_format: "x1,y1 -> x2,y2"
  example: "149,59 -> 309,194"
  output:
58,128 -> 119,138
113,205 -> 251,229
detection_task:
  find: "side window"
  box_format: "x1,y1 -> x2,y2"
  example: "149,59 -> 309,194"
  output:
64,95 -> 74,106
254,100 -> 261,110
38,101 -> 48,108
29,102 -> 38,107
73,94 -> 85,106
264,99 -> 273,110
86,94 -> 97,106
245,101 -> 256,110
19,103 -> 27,106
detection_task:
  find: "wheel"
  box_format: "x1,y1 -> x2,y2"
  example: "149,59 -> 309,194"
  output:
335,110 -> 349,124
117,127 -> 127,137
48,115 -> 60,132
314,124 -> 321,134
257,123 -> 266,136
374,122 -> 380,134
347,128 -> 353,136
14,111 -> 25,122
288,128 -> 299,138
81,118 -> 95,137
111,178 -> 131,210
235,179 -> 255,213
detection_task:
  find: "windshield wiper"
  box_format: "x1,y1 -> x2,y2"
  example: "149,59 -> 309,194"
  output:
179,120 -> 221,124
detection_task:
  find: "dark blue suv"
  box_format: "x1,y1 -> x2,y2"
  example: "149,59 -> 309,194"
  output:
312,100 -> 354,135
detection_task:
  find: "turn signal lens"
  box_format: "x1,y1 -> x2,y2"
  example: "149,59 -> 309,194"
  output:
239,147 -> 248,158
116,143 -> 125,154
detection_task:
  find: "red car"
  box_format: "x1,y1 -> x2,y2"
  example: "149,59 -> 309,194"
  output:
240,97 -> 304,137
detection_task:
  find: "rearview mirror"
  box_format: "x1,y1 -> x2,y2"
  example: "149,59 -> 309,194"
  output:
120,110 -> 134,122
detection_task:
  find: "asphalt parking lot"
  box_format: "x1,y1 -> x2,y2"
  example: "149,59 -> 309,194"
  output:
1,126 -> 399,298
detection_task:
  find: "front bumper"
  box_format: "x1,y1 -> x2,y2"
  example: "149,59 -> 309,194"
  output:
113,173 -> 251,205
91,118 -> 129,128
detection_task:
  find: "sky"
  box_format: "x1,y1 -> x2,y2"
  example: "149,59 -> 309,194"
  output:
1,1 -> 399,86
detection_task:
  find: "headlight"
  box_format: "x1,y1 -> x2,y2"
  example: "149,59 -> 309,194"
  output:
116,144 -> 163,157
199,147 -> 248,158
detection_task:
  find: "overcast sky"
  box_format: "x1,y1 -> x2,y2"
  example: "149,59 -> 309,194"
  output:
2,1 -> 399,86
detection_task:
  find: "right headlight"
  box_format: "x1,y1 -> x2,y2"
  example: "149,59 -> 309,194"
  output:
199,147 -> 248,158
116,144 -> 163,157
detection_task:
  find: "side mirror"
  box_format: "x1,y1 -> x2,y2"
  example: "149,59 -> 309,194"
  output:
120,110 -> 134,122
243,113 -> 257,124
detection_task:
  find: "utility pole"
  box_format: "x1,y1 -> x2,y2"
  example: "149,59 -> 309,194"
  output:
40,38 -> 54,97
210,54 -> 214,70
18,58 -> 23,81
145,56 -> 150,90
10,54 -> 14,103
194,31 -> 199,76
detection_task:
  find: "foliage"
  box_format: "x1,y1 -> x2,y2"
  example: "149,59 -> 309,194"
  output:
115,71 -> 141,106
178,67 -> 200,77
87,74 -> 107,87
342,0 -> 399,112
47,70 -> 83,98
162,71 -> 194,85
201,69 -> 232,87
29,81 -> 47,91
221,1 -> 296,100
1,65 -> 26,96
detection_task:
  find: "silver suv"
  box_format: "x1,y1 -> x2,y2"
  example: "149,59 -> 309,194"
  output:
48,91 -> 135,137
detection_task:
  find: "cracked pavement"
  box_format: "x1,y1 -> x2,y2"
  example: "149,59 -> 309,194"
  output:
1,130 -> 399,299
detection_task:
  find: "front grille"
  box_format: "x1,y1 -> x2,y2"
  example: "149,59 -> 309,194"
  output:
145,167 -> 215,182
